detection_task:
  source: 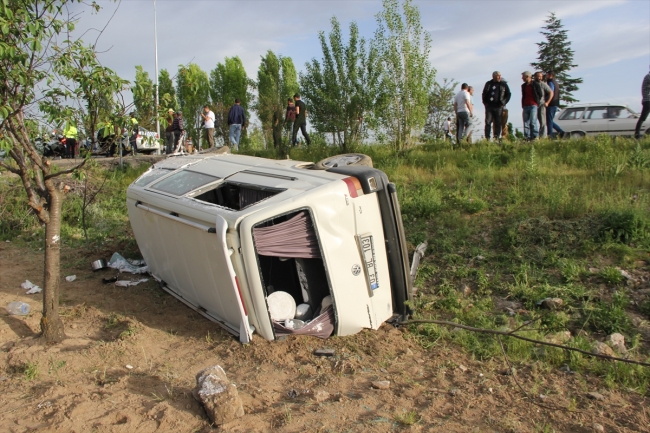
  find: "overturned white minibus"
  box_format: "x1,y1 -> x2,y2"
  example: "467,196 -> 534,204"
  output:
126,152 -> 413,343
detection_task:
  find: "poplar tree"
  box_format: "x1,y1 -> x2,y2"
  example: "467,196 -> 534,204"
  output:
132,66 -> 155,129
373,0 -> 435,150
530,12 -> 582,105
210,57 -> 253,145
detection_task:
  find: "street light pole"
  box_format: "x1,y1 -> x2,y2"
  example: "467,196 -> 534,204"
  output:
153,0 -> 160,140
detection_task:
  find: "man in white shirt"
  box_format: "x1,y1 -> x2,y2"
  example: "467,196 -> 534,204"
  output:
453,83 -> 473,145
201,105 -> 216,148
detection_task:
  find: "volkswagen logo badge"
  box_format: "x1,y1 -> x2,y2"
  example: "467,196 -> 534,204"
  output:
351,264 -> 361,276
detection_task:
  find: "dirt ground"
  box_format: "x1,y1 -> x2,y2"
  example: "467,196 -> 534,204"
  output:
0,243 -> 648,433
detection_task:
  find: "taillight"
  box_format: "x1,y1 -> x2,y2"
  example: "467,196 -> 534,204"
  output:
342,176 -> 363,198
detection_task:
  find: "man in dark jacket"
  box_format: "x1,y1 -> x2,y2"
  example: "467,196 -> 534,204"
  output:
521,71 -> 544,140
634,68 -> 650,139
172,111 -> 184,152
292,94 -> 311,146
228,98 -> 246,150
545,71 -> 564,138
481,71 -> 511,142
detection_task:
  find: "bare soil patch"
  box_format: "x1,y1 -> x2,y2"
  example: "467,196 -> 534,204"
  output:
0,243 -> 648,432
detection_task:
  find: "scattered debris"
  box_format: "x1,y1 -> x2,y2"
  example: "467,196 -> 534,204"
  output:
6,301 -> 30,316
371,381 -> 390,390
537,297 -> 564,310
619,269 -> 633,280
193,365 -> 244,425
115,279 -> 149,287
559,364 -> 571,373
37,401 -> 52,410
65,275 -> 76,282
592,341 -> 616,358
20,280 -> 42,294
108,253 -> 148,274
593,423 -> 605,432
314,390 -> 330,403
409,241 -> 428,286
458,365 -> 468,373
587,392 -> 605,401
607,333 -> 627,354
476,255 -> 484,260
458,284 -> 472,297
313,348 -> 336,357
125,365 -> 134,370
287,389 -> 299,399
102,276 -> 118,284
539,394 -> 548,400
449,388 -> 461,396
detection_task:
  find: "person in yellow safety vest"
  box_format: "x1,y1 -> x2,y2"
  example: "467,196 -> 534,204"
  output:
63,123 -> 77,159
129,112 -> 139,154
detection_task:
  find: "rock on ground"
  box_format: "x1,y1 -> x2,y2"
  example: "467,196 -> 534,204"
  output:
193,365 -> 244,425
607,333 -> 627,354
592,341 -> 616,358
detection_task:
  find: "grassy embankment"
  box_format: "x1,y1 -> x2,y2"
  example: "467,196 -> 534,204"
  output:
1,135 -> 649,393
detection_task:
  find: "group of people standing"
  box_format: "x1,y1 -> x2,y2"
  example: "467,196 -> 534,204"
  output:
449,70 -> 564,144
161,95 -> 312,154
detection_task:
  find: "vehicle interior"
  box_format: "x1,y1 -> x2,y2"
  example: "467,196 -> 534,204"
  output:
252,210 -> 335,337
193,182 -> 283,211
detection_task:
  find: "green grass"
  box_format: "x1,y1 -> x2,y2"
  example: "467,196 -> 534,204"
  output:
2,135 -> 650,392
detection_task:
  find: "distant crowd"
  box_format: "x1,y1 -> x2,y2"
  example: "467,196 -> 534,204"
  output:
446,70 -> 563,145
163,94 -> 311,154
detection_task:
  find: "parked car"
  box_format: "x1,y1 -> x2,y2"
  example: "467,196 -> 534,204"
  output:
131,126 -> 162,155
126,152 -> 413,343
555,103 -> 649,138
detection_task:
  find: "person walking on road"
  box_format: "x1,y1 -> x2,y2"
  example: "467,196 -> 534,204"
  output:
534,72 -> 553,138
453,83 -> 473,146
291,94 -> 311,146
482,71 -> 511,142
545,71 -> 564,138
634,68 -> 650,139
521,71 -> 543,141
228,99 -> 246,150
201,105 -> 216,149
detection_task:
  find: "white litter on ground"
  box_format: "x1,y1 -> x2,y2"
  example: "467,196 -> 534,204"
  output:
115,278 -> 149,287
65,275 -> 76,282
108,253 -> 148,274
20,280 -> 42,294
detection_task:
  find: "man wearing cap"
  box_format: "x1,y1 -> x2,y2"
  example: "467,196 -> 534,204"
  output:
165,109 -> 175,154
521,71 -> 544,141
481,71 -> 511,142
634,68 -> 650,139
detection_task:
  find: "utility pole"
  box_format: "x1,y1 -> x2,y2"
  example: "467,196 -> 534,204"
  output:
153,0 -> 160,139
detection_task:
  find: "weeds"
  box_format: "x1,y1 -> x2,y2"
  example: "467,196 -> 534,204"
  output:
393,409 -> 420,426
23,362 -> 39,380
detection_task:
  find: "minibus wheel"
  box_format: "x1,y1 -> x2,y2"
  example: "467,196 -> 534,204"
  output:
314,153 -> 373,170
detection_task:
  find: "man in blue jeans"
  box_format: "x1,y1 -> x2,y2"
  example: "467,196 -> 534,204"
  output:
228,98 -> 246,150
521,71 -> 543,140
545,71 -> 564,138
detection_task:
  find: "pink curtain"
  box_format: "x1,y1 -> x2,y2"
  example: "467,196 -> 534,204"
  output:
253,211 -> 321,259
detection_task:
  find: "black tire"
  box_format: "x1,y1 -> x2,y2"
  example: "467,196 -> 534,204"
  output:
314,153 -> 373,170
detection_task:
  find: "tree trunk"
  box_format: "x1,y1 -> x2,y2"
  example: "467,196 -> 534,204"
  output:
41,187 -> 66,343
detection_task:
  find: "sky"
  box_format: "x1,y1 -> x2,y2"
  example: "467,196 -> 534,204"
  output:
69,0 -> 650,132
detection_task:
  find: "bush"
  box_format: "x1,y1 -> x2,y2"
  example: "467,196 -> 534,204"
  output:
598,209 -> 649,245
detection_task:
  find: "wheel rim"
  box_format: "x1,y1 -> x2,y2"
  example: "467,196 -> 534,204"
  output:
571,132 -> 582,140
323,154 -> 362,167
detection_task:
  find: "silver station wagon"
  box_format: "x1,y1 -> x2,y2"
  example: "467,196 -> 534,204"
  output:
556,103 -> 649,138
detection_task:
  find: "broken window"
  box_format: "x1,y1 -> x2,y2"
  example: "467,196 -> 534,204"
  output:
134,168 -> 174,187
150,170 -> 220,196
193,182 -> 282,211
253,211 -> 334,339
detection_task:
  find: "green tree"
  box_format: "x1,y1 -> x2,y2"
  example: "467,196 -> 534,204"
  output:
300,17 -> 383,151
530,12 -> 582,105
256,50 -> 299,153
423,78 -> 458,141
210,57 -> 253,145
158,69 -> 178,111
373,0 -> 435,150
0,0 -> 129,343
132,66 -> 155,129
176,63 -> 209,148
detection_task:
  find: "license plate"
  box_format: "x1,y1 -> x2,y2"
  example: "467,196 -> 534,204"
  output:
357,234 -> 379,291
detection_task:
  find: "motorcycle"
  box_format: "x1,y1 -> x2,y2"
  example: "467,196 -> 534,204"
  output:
42,133 -> 66,158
